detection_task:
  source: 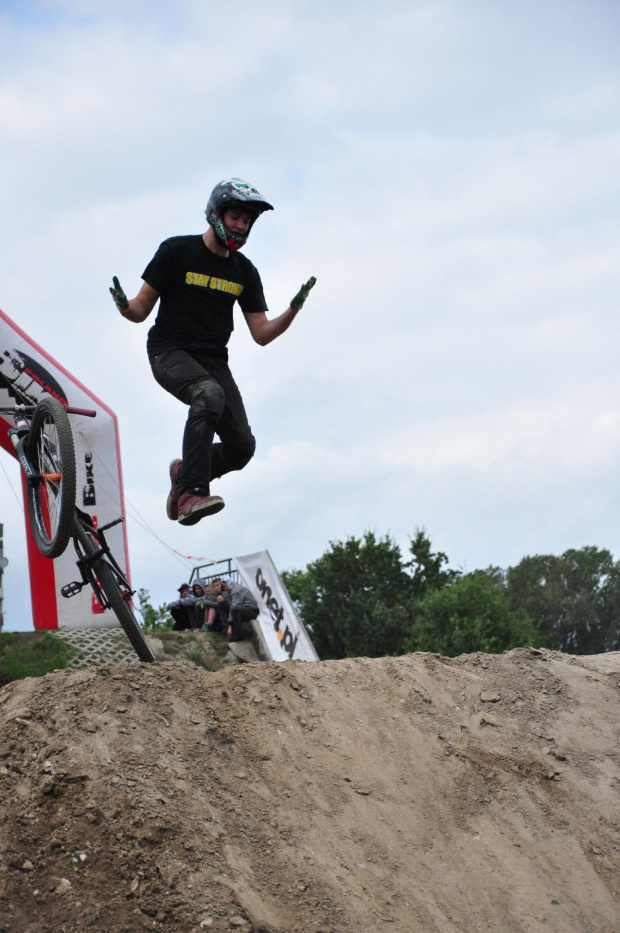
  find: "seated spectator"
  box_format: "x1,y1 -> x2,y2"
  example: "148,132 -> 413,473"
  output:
166,583 -> 193,631
194,582 -> 222,632
219,579 -> 259,642
197,578 -> 229,633
187,580 -> 207,630
194,578 -> 258,640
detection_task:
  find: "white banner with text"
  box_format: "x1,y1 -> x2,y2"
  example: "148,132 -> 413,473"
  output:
233,550 -> 319,662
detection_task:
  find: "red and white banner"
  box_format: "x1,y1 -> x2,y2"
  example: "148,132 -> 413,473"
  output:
0,308 -> 129,630
234,549 -> 319,662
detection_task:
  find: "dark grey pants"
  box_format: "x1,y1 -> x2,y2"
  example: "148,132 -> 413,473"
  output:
150,348 -> 256,496
229,605 -> 258,640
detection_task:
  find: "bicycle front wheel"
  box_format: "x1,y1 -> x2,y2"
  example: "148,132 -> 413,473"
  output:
96,560 -> 156,663
73,521 -> 155,663
27,396 -> 76,558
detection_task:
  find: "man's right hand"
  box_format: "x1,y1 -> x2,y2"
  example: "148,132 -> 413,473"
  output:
110,276 -> 129,313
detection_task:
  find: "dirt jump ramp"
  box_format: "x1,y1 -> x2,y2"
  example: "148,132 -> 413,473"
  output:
0,648 -> 618,932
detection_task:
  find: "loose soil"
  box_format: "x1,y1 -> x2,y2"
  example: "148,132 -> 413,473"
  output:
0,648 -> 618,932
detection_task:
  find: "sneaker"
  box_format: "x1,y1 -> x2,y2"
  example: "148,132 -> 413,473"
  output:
166,459 -> 182,521
177,490 -> 225,526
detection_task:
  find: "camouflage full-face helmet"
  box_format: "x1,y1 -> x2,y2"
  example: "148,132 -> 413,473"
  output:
205,178 -> 274,251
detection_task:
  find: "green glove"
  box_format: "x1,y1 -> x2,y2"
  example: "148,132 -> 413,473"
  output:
290,276 -> 316,311
109,276 -> 129,313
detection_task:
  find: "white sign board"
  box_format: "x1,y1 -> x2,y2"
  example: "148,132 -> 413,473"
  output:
0,308 -> 129,630
234,550 -> 319,662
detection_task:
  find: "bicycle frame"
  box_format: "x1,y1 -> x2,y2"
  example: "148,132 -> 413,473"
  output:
63,509 -> 134,607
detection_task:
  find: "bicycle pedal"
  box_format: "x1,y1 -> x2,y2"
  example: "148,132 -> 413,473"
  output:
61,581 -> 83,598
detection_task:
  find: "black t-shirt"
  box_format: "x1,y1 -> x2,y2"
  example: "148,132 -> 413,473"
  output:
143,235 -> 268,360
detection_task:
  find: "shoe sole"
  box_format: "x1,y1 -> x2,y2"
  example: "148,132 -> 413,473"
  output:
178,498 -> 225,526
166,459 -> 182,521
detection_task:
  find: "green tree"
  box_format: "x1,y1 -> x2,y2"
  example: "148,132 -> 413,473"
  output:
282,529 -> 620,661
136,588 -> 174,632
405,571 -> 539,657
405,528 -> 460,598
506,547 -> 620,654
282,531 -> 412,660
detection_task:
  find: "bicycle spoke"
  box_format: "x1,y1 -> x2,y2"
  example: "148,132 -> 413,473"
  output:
36,418 -> 63,539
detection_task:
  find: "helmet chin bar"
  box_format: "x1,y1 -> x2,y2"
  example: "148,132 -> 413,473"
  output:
213,216 -> 248,251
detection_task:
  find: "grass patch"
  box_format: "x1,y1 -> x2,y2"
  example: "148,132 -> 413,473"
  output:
184,649 -> 211,669
162,639 -> 182,656
0,632 -> 74,687
155,631 -> 236,670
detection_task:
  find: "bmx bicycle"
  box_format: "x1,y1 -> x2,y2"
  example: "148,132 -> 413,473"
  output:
3,395 -> 155,663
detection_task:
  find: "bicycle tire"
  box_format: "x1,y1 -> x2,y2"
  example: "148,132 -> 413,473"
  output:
27,396 -> 76,559
73,521 -> 155,663
96,559 -> 156,663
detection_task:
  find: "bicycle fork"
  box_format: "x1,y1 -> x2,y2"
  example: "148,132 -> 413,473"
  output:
7,421 -> 43,489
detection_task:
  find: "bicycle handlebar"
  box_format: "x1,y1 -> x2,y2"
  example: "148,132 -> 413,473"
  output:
65,406 -> 97,418
0,403 -> 96,418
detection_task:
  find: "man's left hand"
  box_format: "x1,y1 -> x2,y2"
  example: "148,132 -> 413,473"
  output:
290,276 -> 316,311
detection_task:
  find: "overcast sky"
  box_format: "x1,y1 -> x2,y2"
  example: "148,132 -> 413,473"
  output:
1,0 -> 619,631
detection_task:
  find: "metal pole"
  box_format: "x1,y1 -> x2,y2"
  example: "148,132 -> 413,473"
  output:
0,523 -> 6,631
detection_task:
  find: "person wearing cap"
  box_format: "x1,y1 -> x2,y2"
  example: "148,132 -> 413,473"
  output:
166,582 -> 193,631
110,178 -> 316,526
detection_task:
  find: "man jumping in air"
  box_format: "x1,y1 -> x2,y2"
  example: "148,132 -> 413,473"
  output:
110,178 -> 315,526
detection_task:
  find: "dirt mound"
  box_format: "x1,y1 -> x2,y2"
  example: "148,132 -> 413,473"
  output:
0,649 -> 618,933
